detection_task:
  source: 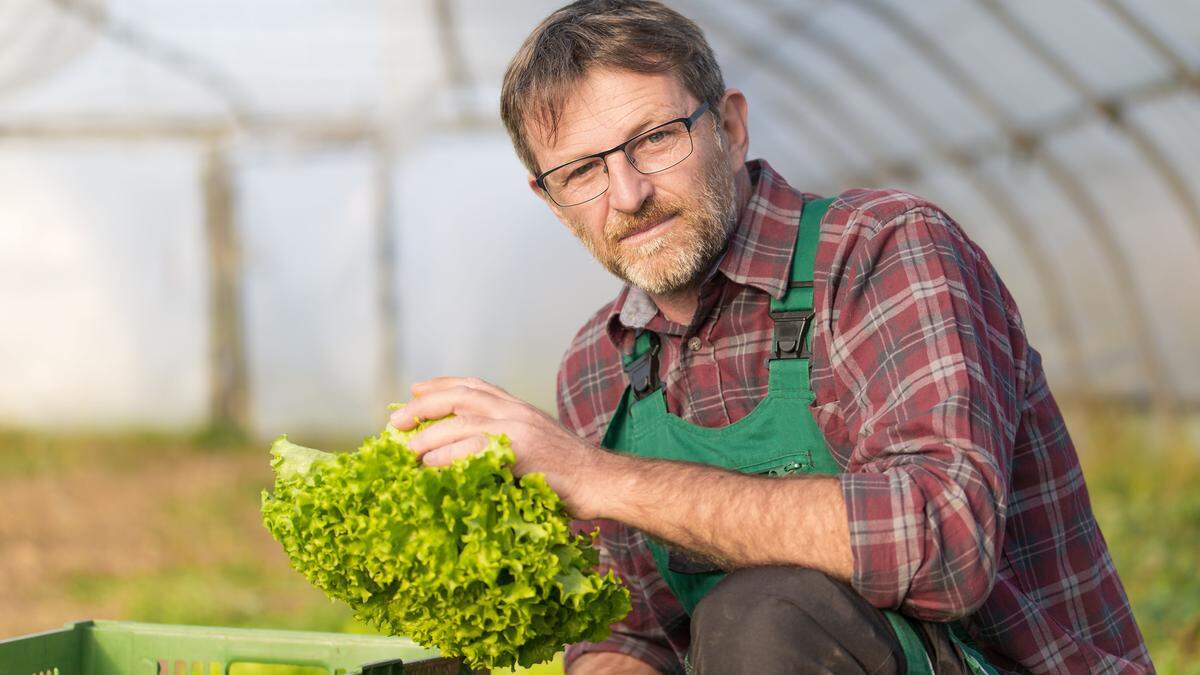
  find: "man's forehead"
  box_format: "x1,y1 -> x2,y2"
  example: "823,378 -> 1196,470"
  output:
533,70 -> 691,169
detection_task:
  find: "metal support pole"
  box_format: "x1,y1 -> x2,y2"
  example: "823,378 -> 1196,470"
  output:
975,0 -> 1179,407
373,136 -> 401,409
201,140 -> 250,436
731,0 -> 1092,391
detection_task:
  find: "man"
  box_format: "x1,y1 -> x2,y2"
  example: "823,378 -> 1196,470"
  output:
391,1 -> 1151,672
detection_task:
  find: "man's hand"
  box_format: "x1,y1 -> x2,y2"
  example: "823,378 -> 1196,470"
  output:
567,652 -> 664,674
390,376 -> 603,519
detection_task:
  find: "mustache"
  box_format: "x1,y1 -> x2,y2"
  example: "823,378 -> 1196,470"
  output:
606,200 -> 681,242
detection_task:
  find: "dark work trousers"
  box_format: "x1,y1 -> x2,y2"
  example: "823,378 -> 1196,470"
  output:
686,567 -> 974,674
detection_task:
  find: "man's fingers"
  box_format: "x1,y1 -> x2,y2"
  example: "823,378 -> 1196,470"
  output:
406,415 -> 504,456
422,435 -> 492,467
389,385 -> 506,430
412,376 -> 517,401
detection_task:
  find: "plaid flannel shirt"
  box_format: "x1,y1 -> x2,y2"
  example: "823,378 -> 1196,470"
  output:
556,160 -> 1151,674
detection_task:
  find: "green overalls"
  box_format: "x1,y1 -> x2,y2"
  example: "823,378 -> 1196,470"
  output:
599,198 -> 997,674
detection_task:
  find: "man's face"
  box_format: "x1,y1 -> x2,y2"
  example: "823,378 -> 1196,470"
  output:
526,69 -> 739,296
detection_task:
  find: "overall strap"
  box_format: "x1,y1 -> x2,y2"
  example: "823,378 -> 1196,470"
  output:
766,197 -> 832,394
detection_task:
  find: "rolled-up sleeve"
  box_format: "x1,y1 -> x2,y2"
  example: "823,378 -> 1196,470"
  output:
822,202 -> 1022,621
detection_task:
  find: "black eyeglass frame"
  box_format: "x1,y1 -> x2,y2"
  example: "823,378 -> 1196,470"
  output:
535,101 -> 713,207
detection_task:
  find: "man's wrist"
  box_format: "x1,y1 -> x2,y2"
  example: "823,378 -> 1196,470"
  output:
568,650 -> 664,674
577,447 -> 638,522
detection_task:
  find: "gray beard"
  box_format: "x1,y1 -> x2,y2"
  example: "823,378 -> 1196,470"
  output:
601,159 -> 738,295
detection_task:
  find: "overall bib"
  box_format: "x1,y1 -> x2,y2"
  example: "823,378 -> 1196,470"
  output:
599,198 -> 996,674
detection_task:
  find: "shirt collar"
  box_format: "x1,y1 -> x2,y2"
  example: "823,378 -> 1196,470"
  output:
603,159 -> 811,350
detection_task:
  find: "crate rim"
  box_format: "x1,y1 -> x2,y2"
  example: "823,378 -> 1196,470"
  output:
2,618 -> 433,649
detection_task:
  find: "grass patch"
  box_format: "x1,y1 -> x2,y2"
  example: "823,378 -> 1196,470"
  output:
1074,406 -> 1200,674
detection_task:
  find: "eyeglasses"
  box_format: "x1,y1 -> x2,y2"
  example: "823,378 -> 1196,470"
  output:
535,101 -> 712,207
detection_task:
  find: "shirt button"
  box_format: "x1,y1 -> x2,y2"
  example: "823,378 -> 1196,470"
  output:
687,336 -> 703,352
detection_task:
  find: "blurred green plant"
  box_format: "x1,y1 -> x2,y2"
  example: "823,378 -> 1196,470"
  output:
1073,405 -> 1200,674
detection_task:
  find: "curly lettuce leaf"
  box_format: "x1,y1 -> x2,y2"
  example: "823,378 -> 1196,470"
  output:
261,416 -> 630,669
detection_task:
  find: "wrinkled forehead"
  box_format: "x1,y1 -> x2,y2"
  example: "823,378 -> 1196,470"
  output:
529,69 -> 694,172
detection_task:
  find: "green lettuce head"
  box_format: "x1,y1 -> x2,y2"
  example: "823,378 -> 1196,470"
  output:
260,416 -> 630,669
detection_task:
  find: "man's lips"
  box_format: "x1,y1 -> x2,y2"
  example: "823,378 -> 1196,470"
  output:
618,214 -> 678,244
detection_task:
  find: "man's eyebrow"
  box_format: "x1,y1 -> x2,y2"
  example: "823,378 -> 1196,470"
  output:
620,112 -> 669,141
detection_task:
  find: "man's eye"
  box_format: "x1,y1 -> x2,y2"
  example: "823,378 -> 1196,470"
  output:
646,130 -> 668,144
570,163 -> 597,179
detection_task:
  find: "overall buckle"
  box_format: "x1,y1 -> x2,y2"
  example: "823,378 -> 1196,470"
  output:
624,333 -> 662,400
771,310 -> 813,359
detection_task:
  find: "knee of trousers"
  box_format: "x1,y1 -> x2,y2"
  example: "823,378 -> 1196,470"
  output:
691,567 -> 839,645
689,566 -> 902,673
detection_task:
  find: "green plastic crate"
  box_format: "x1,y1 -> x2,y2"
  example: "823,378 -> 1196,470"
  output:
0,620 -> 480,675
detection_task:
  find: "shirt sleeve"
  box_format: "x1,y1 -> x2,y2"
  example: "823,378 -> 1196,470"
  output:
555,362 -> 685,674
821,201 -> 1023,622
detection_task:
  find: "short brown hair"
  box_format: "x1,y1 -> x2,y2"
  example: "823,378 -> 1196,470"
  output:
500,0 -> 725,176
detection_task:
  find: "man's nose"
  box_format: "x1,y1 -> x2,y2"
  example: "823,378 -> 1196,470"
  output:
605,151 -> 653,214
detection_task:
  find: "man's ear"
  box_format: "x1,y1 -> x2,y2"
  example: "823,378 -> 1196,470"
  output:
717,88 -> 750,170
527,174 -> 544,200
527,174 -> 564,218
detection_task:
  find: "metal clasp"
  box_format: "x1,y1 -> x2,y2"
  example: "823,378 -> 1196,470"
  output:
770,310 -> 813,359
626,333 -> 662,400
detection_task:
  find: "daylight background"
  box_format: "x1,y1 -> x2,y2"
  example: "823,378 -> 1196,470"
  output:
2,0 -> 1198,672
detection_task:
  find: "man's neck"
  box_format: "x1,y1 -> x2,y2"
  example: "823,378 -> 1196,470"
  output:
646,165 -> 753,327
650,285 -> 703,326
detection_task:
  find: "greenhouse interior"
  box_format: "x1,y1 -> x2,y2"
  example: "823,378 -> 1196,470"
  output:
1,0 -> 1198,673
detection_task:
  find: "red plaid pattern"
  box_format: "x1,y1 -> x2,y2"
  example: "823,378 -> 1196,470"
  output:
557,161 -> 1151,674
